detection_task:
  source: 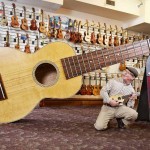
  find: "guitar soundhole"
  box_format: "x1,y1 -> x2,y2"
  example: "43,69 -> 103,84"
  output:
34,62 -> 58,87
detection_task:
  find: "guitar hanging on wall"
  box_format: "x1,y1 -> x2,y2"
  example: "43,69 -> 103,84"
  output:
4,31 -> 10,47
39,9 -> 46,33
15,33 -> 20,49
0,2 -> 8,26
20,6 -> 28,30
30,8 -> 38,31
0,38 -> 150,123
11,3 -> 19,28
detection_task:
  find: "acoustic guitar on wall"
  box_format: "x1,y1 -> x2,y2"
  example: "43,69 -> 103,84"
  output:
4,31 -> 10,47
15,33 -> 20,49
34,35 -> 40,52
30,8 -> 38,31
11,3 -> 19,28
24,34 -> 31,53
56,17 -> 63,39
0,2 -> 8,26
20,6 -> 28,30
39,9 -> 46,33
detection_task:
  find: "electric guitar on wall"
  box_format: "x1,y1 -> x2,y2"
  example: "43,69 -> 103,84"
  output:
11,3 -> 19,28
20,6 -> 28,30
0,2 -> 8,26
0,38 -> 149,123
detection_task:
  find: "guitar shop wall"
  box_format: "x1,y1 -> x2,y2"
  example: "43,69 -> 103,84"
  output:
0,1 -> 149,106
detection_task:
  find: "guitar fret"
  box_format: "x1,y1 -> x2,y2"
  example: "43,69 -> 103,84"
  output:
85,53 -> 92,71
80,54 -> 88,73
100,49 -> 107,67
62,58 -> 70,79
71,56 -> 79,76
94,50 -> 102,69
76,55 -> 83,74
119,45 -> 125,62
67,57 -> 74,78
90,52 -> 97,71
132,42 -> 137,58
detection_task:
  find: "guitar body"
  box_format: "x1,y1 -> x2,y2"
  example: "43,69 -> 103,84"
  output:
4,42 -> 10,47
39,22 -> 46,33
0,42 -> 82,123
30,20 -> 38,30
56,29 -> 63,39
20,18 -> 28,30
11,16 -> 19,28
93,85 -> 100,96
24,45 -> 31,53
0,17 -> 8,26
15,44 -> 20,49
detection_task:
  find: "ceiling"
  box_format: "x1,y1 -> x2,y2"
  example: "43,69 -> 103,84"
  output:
126,22 -> 150,34
62,0 -> 139,21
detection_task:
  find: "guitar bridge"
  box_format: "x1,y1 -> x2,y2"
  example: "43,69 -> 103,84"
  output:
0,74 -> 7,100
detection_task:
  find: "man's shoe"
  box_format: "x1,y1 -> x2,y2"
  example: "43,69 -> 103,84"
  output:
116,118 -> 126,129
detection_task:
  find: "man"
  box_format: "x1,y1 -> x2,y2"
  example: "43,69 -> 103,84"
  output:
94,67 -> 138,130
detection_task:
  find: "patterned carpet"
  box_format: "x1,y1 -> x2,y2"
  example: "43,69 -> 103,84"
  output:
0,106 -> 150,150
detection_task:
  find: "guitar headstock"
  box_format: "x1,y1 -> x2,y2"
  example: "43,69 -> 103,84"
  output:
23,6 -> 26,11
12,3 -> 16,9
32,7 -> 35,13
1,2 -> 4,6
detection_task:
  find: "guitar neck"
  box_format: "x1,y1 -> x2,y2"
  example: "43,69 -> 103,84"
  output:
61,39 -> 150,79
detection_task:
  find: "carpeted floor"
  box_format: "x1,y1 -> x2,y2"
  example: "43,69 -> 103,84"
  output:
0,106 -> 150,150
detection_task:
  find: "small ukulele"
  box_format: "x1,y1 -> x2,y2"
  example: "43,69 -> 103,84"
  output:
108,25 -> 113,46
96,22 -> 103,46
15,33 -> 20,49
39,9 -> 46,33
4,31 -> 10,47
0,2 -> 8,26
103,23 -> 109,46
119,61 -> 126,71
20,6 -> 28,30
93,73 -> 100,96
114,25 -> 119,46
11,3 -> 19,28
56,17 -> 63,39
90,25 -> 96,44
74,20 -> 82,43
34,36 -> 40,52
64,19 -> 71,40
51,17 -> 57,38
46,15 -> 51,38
80,76 -> 87,95
120,27 -> 125,45
24,34 -> 31,53
83,20 -> 91,43
30,8 -> 38,31
86,75 -> 93,95
69,20 -> 77,42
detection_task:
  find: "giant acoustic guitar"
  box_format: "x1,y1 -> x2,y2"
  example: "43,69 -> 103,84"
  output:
0,39 -> 149,123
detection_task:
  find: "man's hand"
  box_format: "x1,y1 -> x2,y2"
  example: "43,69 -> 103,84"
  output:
130,93 -> 137,100
109,100 -> 119,107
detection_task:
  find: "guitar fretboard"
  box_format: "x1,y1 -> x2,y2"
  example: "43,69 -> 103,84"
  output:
61,39 -> 150,79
